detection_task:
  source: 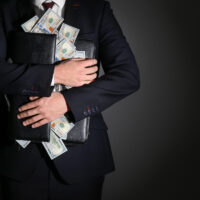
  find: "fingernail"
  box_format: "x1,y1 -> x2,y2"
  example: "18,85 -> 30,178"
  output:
17,115 -> 20,119
23,122 -> 27,126
32,125 -> 35,128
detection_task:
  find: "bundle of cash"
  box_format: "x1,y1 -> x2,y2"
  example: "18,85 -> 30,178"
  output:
21,16 -> 39,32
52,29 -> 65,45
51,116 -> 74,140
42,130 -> 68,160
21,9 -> 85,60
59,23 -> 80,44
55,39 -> 76,61
31,25 -> 46,34
18,8 -> 86,159
32,8 -> 64,33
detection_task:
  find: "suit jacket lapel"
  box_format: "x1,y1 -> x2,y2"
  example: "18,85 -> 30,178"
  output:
16,0 -> 35,28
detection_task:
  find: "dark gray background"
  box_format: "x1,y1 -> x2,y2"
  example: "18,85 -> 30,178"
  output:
101,0 -> 199,200
0,0 -> 199,199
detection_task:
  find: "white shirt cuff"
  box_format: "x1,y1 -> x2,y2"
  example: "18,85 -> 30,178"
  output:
50,75 -> 55,86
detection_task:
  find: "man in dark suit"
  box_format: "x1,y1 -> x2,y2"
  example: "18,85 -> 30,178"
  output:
0,0 -> 140,199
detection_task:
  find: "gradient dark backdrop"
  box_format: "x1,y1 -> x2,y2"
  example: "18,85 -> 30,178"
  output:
101,0 -> 199,200
0,0 -> 199,199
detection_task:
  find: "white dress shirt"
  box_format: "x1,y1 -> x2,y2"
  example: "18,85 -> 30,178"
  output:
33,0 -> 67,86
33,0 -> 66,17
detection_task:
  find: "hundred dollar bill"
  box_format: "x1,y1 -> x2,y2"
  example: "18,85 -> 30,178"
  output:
16,140 -> 31,148
21,15 -> 39,32
59,23 -> 80,43
42,130 -> 68,160
31,24 -> 47,33
35,8 -> 63,33
55,39 -> 76,61
73,51 -> 86,59
51,115 -> 74,140
52,29 -> 65,45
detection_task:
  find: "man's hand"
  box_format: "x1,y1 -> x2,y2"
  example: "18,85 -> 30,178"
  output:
54,58 -> 98,86
17,92 -> 69,128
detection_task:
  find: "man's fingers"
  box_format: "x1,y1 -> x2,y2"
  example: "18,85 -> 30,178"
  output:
32,119 -> 49,128
71,58 -> 84,61
29,96 -> 39,101
22,114 -> 43,126
17,107 -> 40,119
85,73 -> 97,81
80,59 -> 97,68
18,100 -> 39,112
84,80 -> 95,85
85,66 -> 98,74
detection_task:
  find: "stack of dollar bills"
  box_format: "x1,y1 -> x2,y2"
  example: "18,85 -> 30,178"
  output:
16,8 -> 85,160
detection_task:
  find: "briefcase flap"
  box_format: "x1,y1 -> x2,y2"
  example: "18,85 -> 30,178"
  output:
9,31 -> 56,65
7,94 -> 50,142
75,39 -> 96,58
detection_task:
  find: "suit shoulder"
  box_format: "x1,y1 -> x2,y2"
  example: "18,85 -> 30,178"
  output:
85,0 -> 104,4
82,0 -> 105,18
84,0 -> 104,7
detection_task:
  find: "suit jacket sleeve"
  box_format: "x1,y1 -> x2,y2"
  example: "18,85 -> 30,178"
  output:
61,1 -> 140,122
0,10 -> 54,97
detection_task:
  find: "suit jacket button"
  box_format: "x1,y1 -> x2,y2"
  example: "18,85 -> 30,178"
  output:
84,111 -> 88,116
95,105 -> 99,111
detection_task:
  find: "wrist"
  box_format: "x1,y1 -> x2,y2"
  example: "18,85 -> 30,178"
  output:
54,66 -> 59,85
59,92 -> 70,112
54,64 -> 63,85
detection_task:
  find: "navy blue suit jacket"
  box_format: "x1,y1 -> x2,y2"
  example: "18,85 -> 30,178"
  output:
0,0 -> 140,184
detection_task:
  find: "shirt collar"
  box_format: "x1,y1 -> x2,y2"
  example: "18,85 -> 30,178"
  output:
33,0 -> 66,9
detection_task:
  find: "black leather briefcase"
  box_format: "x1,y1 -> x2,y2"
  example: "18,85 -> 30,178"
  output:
62,39 -> 96,145
7,31 -> 56,142
7,94 -> 51,142
7,31 -> 94,143
9,31 -> 56,65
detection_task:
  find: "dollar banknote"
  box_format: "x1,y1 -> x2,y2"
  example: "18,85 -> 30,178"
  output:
73,51 -> 86,59
42,130 -> 68,160
16,140 -> 31,148
55,39 -> 76,61
31,24 -> 47,33
52,29 -> 65,45
59,23 -> 80,43
35,8 -> 64,33
21,15 -> 39,32
51,115 -> 74,140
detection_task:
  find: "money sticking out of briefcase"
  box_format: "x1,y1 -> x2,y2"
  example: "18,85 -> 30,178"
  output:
7,31 -> 95,144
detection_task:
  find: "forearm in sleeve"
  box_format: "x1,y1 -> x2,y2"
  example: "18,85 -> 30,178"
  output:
61,1 -> 140,122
